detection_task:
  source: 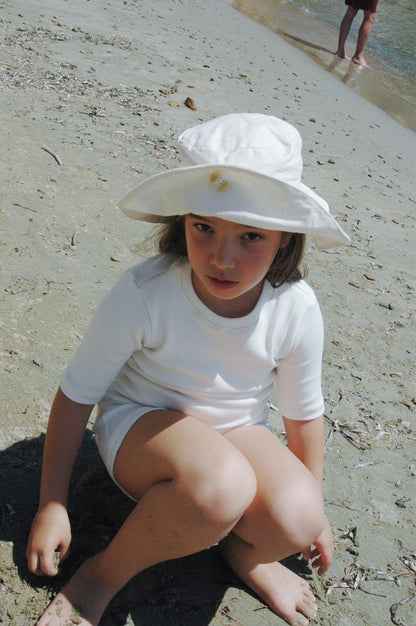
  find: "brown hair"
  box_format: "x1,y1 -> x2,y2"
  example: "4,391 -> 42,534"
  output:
158,216 -> 306,288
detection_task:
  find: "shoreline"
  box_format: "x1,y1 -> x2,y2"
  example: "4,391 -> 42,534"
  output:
226,0 -> 416,132
1,0 -> 415,624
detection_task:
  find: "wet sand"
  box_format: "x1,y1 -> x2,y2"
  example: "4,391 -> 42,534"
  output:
227,0 -> 416,131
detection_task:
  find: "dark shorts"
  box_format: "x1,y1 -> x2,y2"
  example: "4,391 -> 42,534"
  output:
345,0 -> 378,12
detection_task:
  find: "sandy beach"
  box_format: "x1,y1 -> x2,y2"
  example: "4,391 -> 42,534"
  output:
1,0 -> 415,624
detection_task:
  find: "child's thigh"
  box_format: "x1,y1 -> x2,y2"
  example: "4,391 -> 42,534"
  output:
225,424 -> 314,485
113,410 -> 256,502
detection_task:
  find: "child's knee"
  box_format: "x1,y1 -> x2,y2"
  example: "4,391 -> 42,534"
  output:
363,10 -> 376,24
257,475 -> 324,551
184,453 -> 257,527
284,480 -> 325,547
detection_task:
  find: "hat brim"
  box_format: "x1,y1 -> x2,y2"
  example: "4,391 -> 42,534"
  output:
117,164 -> 350,250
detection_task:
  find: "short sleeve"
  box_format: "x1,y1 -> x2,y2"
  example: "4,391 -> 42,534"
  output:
276,297 -> 324,420
60,272 -> 149,404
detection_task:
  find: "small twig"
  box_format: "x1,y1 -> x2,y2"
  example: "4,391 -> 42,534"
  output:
390,594 -> 416,625
325,415 -> 369,450
352,461 -> 383,469
400,557 -> 416,574
220,605 -> 239,622
41,144 -> 63,165
71,223 -> 86,246
328,499 -> 362,512
13,202 -> 39,213
327,390 -> 345,414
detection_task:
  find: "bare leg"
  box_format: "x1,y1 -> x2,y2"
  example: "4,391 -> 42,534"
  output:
335,7 -> 358,59
36,412 -> 257,626
222,426 -> 326,626
352,10 -> 376,67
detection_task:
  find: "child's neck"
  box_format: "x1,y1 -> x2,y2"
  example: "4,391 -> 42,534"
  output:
191,271 -> 265,318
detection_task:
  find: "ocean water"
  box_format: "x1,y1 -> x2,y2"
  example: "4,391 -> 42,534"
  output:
229,0 -> 416,130
287,0 -> 415,83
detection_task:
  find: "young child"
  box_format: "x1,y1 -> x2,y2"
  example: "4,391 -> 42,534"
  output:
27,113 -> 350,626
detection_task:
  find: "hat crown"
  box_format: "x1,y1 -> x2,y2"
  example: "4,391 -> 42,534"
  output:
179,113 -> 303,186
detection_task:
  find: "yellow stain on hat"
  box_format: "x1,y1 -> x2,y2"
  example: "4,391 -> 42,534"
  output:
210,170 -> 231,192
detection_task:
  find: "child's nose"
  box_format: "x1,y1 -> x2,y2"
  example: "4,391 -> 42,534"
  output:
212,240 -> 236,269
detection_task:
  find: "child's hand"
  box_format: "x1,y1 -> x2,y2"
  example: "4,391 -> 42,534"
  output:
302,513 -> 333,575
26,502 -> 71,576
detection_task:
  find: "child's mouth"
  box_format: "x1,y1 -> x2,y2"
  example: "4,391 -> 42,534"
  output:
208,276 -> 238,289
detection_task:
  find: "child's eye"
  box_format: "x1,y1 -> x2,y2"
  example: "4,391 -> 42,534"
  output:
243,232 -> 263,242
195,222 -> 214,233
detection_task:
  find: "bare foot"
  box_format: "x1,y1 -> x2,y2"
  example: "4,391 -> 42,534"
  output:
36,558 -> 113,626
222,542 -> 317,626
352,55 -> 371,68
37,594 -> 91,626
335,50 -> 350,60
243,561 -> 316,625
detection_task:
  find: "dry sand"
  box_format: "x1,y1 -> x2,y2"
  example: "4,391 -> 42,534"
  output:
1,0 -> 415,624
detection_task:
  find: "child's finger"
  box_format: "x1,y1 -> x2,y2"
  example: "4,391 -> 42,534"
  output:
27,549 -> 57,576
39,551 -> 59,576
26,550 -> 39,575
310,549 -> 331,575
58,540 -> 71,563
301,546 -> 311,561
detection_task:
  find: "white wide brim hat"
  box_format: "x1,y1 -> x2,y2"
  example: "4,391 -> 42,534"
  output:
118,113 -> 350,250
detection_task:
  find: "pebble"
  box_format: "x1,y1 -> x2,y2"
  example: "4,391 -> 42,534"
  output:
184,97 -> 197,111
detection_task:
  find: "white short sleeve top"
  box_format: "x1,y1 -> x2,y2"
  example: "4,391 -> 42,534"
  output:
60,254 -> 324,432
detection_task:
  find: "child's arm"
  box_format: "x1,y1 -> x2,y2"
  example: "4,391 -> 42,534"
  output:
283,415 -> 325,484
283,415 -> 333,574
26,388 -> 94,576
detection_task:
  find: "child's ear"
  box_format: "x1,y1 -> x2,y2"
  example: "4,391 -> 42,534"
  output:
280,232 -> 293,248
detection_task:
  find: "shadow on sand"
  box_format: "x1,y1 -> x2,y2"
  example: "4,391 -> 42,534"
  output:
0,432 -> 233,625
282,32 -> 334,56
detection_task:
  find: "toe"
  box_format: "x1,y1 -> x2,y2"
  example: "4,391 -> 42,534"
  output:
299,597 -> 318,620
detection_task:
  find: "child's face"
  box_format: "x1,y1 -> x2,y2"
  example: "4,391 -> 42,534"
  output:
184,214 -> 289,317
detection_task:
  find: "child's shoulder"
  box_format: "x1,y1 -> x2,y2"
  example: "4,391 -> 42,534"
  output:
265,279 -> 321,327
268,280 -> 323,336
125,253 -> 178,288
272,279 -> 318,308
